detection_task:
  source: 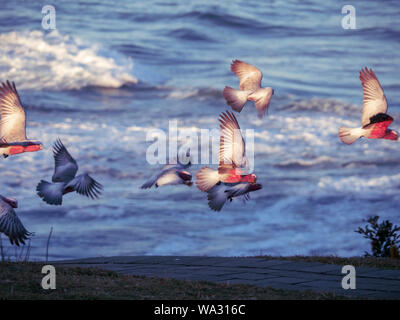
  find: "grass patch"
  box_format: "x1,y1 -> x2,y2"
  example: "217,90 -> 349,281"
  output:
258,255 -> 400,270
0,262 -> 345,300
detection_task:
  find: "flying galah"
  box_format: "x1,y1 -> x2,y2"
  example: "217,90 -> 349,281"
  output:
0,195 -> 33,246
223,60 -> 274,118
339,68 -> 398,144
0,81 -> 43,158
37,139 -> 103,205
196,111 -> 261,210
141,158 -> 192,189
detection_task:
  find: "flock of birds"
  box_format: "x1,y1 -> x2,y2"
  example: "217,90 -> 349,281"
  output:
0,60 -> 397,249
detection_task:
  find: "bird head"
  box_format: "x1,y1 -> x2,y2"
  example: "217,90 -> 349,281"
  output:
385,130 -> 399,141
1,196 -> 18,208
241,173 -> 257,184
178,170 -> 192,182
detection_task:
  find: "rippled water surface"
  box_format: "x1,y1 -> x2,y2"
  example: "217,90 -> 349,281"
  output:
0,0 -> 399,260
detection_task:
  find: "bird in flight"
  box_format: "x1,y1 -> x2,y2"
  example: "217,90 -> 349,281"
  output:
141,157 -> 192,189
37,139 -> 103,205
223,60 -> 274,118
339,68 -> 398,144
0,195 -> 33,246
196,111 -> 262,211
0,81 -> 43,158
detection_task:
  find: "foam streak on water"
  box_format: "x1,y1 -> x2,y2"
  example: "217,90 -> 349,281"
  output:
0,30 -> 137,90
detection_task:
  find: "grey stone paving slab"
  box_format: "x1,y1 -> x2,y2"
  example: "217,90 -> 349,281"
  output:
288,264 -> 342,274
217,273 -> 281,281
56,256 -> 400,299
359,269 -> 400,280
211,258 -> 272,268
266,261 -> 327,271
239,259 -> 295,268
356,281 -> 400,293
300,279 -> 345,290
247,268 -> 343,283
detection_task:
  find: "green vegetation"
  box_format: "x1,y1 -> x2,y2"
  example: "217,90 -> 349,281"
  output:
356,216 -> 400,258
0,262 -> 344,300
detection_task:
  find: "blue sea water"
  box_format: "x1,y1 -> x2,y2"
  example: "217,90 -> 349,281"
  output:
0,0 -> 400,260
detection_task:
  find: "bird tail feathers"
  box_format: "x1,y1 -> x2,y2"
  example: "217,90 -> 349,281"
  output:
223,86 -> 249,112
338,127 -> 364,145
196,167 -> 220,192
36,180 -> 64,205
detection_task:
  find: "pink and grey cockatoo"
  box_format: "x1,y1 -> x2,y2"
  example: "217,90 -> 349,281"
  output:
196,111 -> 262,211
0,81 -> 43,158
339,68 -> 398,145
223,60 -> 274,118
141,159 -> 192,189
37,139 -> 103,205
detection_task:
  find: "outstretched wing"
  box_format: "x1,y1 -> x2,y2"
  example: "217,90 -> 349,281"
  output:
0,81 -> 27,143
207,183 -> 228,212
140,173 -> 159,189
360,68 -> 388,127
225,182 -> 252,198
218,111 -> 248,175
0,200 -> 32,246
52,139 -> 78,183
65,173 -> 103,199
231,60 -> 262,91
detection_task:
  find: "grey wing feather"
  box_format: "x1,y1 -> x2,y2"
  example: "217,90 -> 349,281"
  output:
141,173 -> 160,189
207,183 -> 228,211
0,81 -> 27,142
66,173 -> 103,199
52,139 -> 78,183
0,200 -> 32,246
225,183 -> 251,198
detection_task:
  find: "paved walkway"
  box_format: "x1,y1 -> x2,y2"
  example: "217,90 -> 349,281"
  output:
54,256 -> 400,299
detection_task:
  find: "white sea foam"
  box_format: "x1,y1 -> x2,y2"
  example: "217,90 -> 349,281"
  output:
0,30 -> 137,90
318,173 -> 400,194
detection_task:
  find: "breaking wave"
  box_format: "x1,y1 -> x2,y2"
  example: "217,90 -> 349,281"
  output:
0,30 -> 137,90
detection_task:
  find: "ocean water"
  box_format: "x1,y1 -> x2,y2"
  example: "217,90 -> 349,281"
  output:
0,0 -> 400,260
